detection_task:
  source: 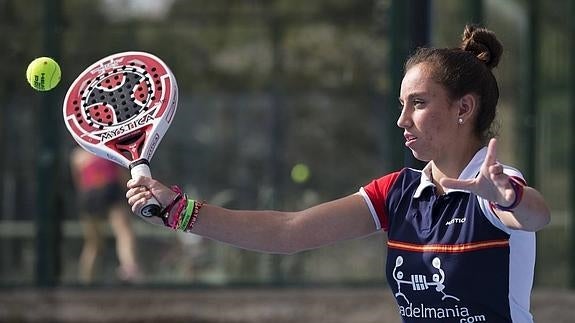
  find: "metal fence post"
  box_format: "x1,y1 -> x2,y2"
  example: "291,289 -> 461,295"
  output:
35,0 -> 62,287
386,0 -> 409,172
570,0 -> 575,289
521,0 -> 538,187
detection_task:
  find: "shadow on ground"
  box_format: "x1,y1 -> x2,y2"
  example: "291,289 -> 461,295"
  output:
0,287 -> 573,322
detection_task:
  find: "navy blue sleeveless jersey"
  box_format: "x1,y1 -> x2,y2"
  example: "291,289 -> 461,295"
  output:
359,147 -> 535,323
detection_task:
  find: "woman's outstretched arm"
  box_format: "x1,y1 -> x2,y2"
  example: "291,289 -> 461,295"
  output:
127,177 -> 378,254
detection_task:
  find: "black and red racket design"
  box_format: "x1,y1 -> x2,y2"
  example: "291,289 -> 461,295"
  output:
63,51 -> 178,224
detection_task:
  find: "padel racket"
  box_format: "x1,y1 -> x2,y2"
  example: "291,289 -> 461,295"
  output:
63,51 -> 178,225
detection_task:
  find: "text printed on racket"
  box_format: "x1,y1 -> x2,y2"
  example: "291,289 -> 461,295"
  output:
99,113 -> 154,141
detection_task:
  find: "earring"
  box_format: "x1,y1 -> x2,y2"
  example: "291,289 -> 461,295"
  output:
458,117 -> 464,125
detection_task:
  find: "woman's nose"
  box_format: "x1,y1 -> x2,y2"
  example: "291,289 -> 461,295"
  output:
396,108 -> 411,129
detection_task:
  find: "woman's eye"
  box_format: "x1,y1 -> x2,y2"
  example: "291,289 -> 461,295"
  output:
398,100 -> 405,110
413,100 -> 425,107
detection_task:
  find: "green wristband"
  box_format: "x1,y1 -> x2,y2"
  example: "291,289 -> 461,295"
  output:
178,199 -> 195,231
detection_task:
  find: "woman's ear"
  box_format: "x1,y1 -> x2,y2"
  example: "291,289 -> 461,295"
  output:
457,93 -> 477,122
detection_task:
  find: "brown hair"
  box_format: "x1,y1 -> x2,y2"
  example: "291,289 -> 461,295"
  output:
404,25 -> 503,142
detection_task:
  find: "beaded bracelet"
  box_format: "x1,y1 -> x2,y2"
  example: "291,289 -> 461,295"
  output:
490,176 -> 525,212
185,200 -> 205,232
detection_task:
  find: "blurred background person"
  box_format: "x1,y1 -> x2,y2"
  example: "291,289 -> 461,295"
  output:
70,147 -> 141,284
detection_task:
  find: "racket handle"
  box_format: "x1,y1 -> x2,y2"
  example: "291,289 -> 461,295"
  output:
130,160 -> 162,220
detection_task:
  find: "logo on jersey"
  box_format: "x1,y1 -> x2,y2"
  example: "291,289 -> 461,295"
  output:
445,217 -> 466,226
392,256 -> 488,321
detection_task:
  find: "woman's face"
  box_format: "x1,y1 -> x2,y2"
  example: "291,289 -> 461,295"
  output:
397,63 -> 461,162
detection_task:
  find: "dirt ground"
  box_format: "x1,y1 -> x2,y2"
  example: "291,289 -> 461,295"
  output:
0,287 -> 573,323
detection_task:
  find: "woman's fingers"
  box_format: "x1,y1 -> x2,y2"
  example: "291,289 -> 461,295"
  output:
127,176 -> 152,189
126,176 -> 177,210
484,138 -> 498,167
488,163 -> 510,188
126,187 -> 152,205
488,163 -> 504,175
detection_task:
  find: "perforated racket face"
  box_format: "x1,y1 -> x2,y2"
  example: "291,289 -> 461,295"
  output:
64,52 -> 178,167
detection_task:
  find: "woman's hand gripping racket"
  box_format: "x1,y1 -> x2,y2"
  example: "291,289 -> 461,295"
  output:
63,51 -> 178,225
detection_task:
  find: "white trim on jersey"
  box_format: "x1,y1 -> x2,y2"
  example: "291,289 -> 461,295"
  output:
358,188 -> 381,231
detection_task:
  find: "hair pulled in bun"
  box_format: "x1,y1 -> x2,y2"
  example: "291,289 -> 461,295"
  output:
460,25 -> 503,70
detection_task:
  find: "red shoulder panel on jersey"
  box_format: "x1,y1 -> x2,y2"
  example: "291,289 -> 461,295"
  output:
362,169 -> 403,231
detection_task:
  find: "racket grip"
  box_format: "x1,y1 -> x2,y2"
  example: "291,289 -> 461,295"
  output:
130,160 -> 162,220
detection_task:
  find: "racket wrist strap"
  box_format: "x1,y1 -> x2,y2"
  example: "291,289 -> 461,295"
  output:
163,185 -> 187,229
160,185 -> 184,225
168,195 -> 188,229
160,185 -> 206,232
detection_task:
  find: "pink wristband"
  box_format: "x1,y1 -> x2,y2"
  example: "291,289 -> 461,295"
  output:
169,196 -> 188,229
158,185 -> 182,227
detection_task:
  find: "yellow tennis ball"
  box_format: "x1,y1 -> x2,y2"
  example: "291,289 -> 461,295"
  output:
26,57 -> 61,91
291,163 -> 311,184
